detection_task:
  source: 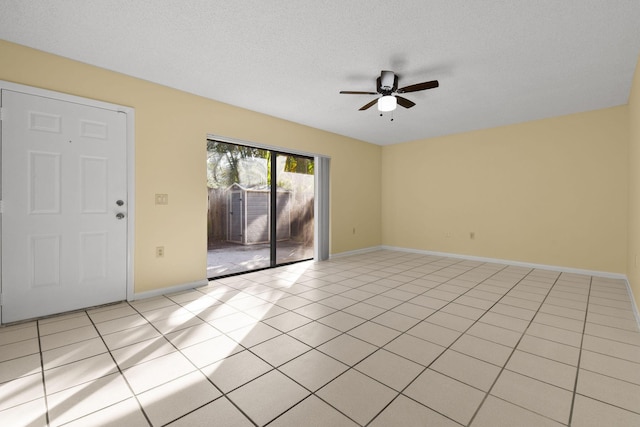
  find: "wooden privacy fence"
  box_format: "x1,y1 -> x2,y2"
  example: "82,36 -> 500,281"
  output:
208,188 -> 228,245
290,191 -> 314,245
208,187 -> 314,246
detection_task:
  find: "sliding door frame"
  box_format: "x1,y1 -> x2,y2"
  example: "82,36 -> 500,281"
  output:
207,134 -> 330,269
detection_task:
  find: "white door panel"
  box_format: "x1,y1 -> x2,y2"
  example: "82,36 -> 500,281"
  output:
1,89 -> 128,323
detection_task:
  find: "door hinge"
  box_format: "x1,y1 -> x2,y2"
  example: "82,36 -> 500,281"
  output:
0,106 -> 4,121
0,200 -> 3,213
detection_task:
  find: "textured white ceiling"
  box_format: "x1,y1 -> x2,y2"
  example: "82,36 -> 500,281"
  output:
1,1 -> 639,145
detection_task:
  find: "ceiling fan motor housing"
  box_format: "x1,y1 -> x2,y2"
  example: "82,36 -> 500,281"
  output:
380,71 -> 396,92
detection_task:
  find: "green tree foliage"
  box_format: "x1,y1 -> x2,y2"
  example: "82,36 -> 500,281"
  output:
284,155 -> 314,175
207,141 -> 269,188
208,141 -> 314,189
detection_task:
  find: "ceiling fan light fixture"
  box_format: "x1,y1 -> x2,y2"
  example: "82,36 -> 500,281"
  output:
340,70 -> 438,112
378,95 -> 397,112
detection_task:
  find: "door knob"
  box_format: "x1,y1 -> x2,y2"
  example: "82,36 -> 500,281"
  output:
116,200 -> 124,206
116,213 -> 125,220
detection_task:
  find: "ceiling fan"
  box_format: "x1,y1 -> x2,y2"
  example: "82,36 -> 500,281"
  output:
340,70 -> 439,112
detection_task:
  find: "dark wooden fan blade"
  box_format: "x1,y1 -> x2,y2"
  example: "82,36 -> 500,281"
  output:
359,98 -> 379,111
397,80 -> 439,93
340,91 -> 378,95
396,96 -> 416,109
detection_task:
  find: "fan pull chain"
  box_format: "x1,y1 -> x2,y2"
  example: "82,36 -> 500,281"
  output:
379,111 -> 395,122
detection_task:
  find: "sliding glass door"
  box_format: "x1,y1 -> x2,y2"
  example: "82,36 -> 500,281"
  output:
275,153 -> 315,265
207,140 -> 314,278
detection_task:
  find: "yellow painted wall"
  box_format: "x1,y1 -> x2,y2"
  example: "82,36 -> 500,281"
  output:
627,55 -> 640,309
1,39 -> 636,305
382,107 -> 629,274
0,40 -> 382,293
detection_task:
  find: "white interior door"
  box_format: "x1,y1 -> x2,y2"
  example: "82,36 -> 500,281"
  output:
1,89 -> 128,323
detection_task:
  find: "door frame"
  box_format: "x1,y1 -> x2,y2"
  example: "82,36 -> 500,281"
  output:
0,81 -> 136,322
207,134 -> 330,265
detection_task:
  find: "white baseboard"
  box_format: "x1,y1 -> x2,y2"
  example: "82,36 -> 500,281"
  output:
623,278 -> 640,329
329,246 -> 383,259
130,279 -> 209,301
381,245 -> 627,279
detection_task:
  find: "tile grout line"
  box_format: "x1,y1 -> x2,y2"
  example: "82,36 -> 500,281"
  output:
205,292 -> 371,427
361,261 -> 533,426
466,271 -> 567,426
84,308 -> 154,427
214,253 -> 459,342
304,256 -> 636,424
36,320 -> 51,427
199,254 -> 471,426
112,266 -> 640,425
124,299 -> 261,427
157,294 -> 290,426
210,266 -> 428,425
366,265 -> 544,426
566,275 -> 593,427
142,261 -> 640,425
303,256 -> 480,426
527,292 -> 640,348
7,251 -> 638,426
205,277 -> 396,425
46,254 -> 630,425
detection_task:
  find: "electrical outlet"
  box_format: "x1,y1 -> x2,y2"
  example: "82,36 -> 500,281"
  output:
156,246 -> 165,258
155,194 -> 169,205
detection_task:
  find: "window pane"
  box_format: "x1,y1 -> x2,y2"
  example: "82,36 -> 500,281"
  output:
275,154 -> 314,265
207,141 -> 270,277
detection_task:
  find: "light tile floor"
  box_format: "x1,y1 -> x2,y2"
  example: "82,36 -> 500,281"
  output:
2,250 -> 640,426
